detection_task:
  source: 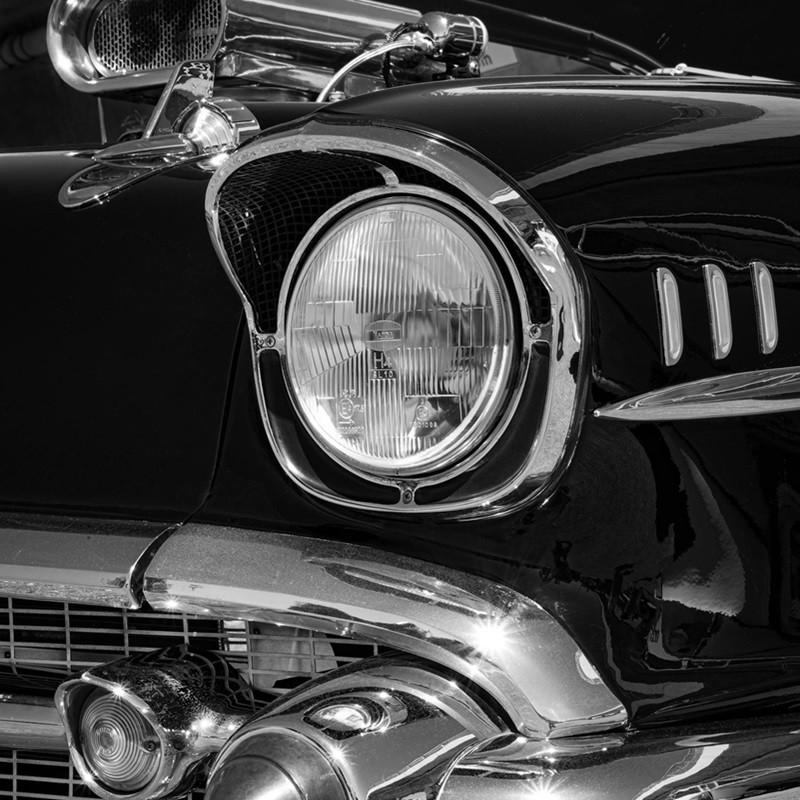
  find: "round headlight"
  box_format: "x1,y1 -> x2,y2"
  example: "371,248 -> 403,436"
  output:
80,689 -> 161,792
284,197 -> 514,477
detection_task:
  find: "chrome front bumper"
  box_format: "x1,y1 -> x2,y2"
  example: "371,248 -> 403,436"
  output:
4,515 -> 800,800
5,690 -> 800,800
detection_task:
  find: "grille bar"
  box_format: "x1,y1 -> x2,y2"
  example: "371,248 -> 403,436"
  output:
0,748 -> 206,799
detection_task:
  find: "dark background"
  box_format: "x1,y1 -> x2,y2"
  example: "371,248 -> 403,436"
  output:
0,0 -> 795,148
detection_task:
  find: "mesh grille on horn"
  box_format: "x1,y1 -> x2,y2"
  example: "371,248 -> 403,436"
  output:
91,0 -> 223,76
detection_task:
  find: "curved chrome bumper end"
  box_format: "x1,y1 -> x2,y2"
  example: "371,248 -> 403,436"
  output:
206,656 -> 504,800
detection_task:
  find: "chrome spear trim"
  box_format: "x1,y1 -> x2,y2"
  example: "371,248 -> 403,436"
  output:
595,365 -> 800,421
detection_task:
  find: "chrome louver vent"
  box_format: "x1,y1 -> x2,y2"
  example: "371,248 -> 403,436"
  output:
0,597 -> 380,692
90,0 -> 223,75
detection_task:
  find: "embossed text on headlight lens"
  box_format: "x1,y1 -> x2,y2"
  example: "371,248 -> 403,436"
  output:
285,199 -> 513,477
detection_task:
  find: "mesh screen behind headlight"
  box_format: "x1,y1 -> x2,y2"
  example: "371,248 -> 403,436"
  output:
284,198 -> 514,477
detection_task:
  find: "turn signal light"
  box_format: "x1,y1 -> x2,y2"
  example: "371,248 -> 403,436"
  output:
80,688 -> 161,791
55,645 -> 257,800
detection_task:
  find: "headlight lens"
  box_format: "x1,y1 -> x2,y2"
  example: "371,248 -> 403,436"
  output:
285,198 -> 513,477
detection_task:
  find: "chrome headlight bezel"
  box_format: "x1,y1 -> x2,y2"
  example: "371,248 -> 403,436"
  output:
207,122 -> 586,518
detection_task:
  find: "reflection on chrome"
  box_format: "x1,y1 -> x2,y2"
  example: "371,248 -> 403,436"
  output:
143,524 -> 627,739
206,657 -> 504,800
443,720 -> 800,800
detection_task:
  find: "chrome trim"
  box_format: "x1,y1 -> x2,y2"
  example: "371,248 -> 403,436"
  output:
61,61 -> 259,209
752,260 -> 779,354
59,162 -> 167,210
650,62 -> 789,82
443,715 -> 800,800
55,646 -> 259,800
704,263 -> 733,359
0,694 -> 67,751
595,365 -> 800,421
206,657 -> 504,800
0,514 -> 174,608
206,119 -> 587,518
275,185 -> 523,486
655,267 -> 683,366
142,59 -> 214,138
143,523 -> 626,739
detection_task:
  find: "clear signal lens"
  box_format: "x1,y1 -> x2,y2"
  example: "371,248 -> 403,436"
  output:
285,199 -> 513,476
80,689 -> 161,791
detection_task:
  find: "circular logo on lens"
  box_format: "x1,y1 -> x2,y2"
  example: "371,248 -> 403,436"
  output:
365,320 -> 401,351
338,397 -> 355,420
94,723 -> 117,757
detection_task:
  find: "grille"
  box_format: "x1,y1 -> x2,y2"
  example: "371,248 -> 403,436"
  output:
91,0 -> 223,76
0,749 -> 205,799
216,152 -> 386,332
1,598 -> 382,798
0,597 -> 380,691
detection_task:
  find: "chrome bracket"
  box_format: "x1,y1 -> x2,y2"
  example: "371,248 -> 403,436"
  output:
59,60 -> 258,209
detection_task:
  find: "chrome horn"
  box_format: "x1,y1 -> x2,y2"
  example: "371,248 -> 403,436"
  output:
54,645 -> 261,800
205,656 -> 505,800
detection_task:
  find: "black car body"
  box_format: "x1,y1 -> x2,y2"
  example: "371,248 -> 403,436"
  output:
3,1 -> 800,798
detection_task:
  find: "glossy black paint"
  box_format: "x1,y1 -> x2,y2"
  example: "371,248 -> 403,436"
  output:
0,152 -> 242,520
0,102 -> 317,521
198,78 -> 800,724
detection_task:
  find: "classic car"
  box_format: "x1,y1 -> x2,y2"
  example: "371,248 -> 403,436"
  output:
2,0 -> 800,798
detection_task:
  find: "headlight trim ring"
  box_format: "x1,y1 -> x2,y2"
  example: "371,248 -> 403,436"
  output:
280,186 -> 521,482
